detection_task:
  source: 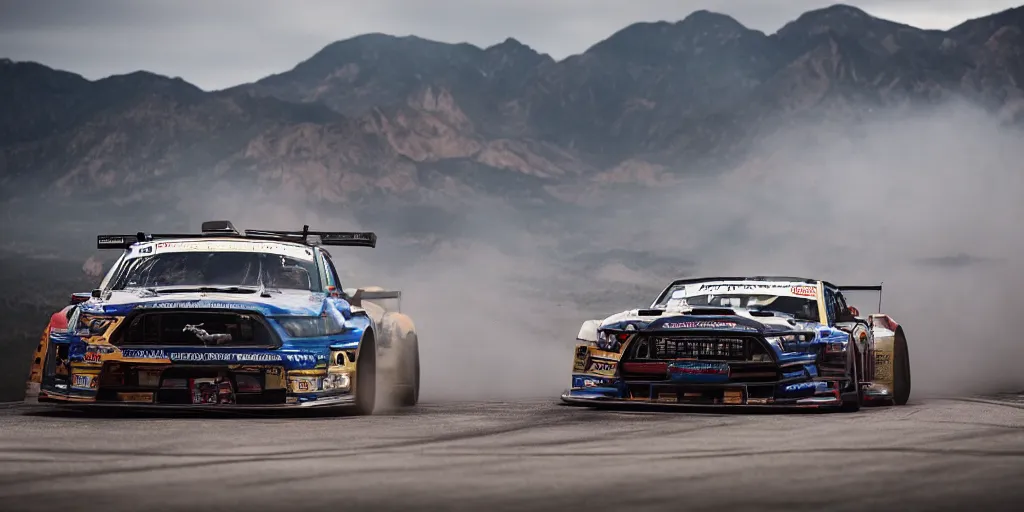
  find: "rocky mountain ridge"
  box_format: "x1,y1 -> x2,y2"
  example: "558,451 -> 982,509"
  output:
2,3 -> 1023,212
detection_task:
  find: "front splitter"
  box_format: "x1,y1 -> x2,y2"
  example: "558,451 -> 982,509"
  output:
35,393 -> 356,413
560,390 -> 844,411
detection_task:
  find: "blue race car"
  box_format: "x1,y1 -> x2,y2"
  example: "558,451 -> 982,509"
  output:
25,221 -> 420,414
562,276 -> 911,411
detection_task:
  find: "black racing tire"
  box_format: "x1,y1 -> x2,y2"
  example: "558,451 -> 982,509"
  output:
353,334 -> 377,416
839,347 -> 862,413
892,328 -> 911,406
396,333 -> 420,407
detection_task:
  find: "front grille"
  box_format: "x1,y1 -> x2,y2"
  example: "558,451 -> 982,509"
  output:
630,333 -> 770,362
652,336 -> 745,359
110,309 -> 280,348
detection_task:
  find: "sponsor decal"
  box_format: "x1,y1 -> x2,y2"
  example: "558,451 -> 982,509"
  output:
83,344 -> 116,362
874,352 -> 893,381
790,286 -> 817,297
661,320 -> 738,329
783,381 -> 829,393
573,375 -> 614,389
117,392 -> 154,403
142,301 -> 266,311
723,389 -> 744,405
667,361 -> 731,384
120,349 -> 283,363
669,362 -> 730,375
587,360 -> 617,377
144,240 -> 315,262
71,374 -> 96,390
290,377 -> 319,393
573,345 -> 589,373
698,283 -> 792,292
120,349 -> 169,359
285,354 -> 319,363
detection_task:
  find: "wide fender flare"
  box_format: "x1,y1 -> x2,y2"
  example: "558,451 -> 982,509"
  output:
378,311 -> 417,350
866,314 -> 902,391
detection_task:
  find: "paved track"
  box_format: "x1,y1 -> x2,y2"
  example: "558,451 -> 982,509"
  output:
0,397 -> 1022,512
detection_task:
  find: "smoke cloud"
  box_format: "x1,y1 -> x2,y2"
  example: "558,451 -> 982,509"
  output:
3,99 -> 1022,404
350,99 -> 1024,401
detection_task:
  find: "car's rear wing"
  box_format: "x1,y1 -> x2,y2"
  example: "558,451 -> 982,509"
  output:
837,283 -> 884,312
346,288 -> 402,313
97,221 -> 377,249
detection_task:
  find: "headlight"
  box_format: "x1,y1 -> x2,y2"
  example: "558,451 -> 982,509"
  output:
765,333 -> 815,353
276,315 -> 349,338
597,330 -> 627,351
322,372 -> 350,391
76,313 -> 115,336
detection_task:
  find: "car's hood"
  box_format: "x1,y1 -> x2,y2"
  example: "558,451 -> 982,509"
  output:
78,289 -> 332,317
597,306 -> 822,334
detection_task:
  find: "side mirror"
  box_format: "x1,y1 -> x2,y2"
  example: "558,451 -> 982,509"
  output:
848,306 -> 860,318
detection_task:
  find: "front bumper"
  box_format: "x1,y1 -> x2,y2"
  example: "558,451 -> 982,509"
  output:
36,391 -> 356,411
560,388 -> 844,409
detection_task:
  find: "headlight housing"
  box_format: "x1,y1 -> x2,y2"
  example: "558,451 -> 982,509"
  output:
276,314 -> 348,338
322,372 -> 350,391
76,313 -> 116,336
765,333 -> 816,353
597,329 -> 630,351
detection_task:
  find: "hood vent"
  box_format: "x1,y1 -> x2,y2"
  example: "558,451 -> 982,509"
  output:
687,307 -> 738,316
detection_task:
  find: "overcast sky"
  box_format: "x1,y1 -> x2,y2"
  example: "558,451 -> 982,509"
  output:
1,0 -> 1020,90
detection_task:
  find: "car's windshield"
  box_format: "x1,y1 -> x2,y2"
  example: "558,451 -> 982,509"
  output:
654,284 -> 820,322
109,244 -> 322,292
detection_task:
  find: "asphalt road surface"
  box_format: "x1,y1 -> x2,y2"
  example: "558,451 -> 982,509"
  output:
0,396 -> 1022,512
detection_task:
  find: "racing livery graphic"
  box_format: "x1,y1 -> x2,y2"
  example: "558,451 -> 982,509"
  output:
562,277 -> 911,411
24,221 -> 420,414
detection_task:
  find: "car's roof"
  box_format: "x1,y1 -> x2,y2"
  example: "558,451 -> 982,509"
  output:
129,236 -> 311,248
123,237 -> 319,262
665,276 -> 840,290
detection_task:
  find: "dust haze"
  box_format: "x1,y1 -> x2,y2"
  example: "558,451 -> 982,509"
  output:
190,100 -> 1024,401
596,100 -> 1024,397
4,100 -> 1023,403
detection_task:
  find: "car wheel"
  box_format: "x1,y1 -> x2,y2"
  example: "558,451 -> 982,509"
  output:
396,333 -> 420,407
839,348 -> 862,413
353,336 -> 377,415
892,328 -> 911,406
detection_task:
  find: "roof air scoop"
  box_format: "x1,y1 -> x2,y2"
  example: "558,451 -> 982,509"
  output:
201,220 -> 239,235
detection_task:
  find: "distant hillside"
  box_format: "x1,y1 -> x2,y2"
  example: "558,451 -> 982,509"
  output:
3,3 -> 1023,214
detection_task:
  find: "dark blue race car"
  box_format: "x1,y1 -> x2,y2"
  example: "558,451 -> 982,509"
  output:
562,276 -> 911,411
26,221 -> 420,414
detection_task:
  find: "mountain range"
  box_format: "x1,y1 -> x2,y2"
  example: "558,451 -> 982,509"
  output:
2,3 -> 1023,214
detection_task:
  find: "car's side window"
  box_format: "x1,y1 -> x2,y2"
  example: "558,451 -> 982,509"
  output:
319,251 -> 343,296
823,288 -> 838,326
836,292 -> 851,319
